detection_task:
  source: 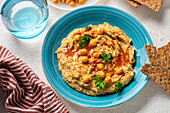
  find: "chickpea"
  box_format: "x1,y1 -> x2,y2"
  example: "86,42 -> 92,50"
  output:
52,0 -> 58,4
78,0 -> 85,5
80,56 -> 88,63
83,76 -> 90,83
97,63 -> 104,70
60,0 -> 65,3
105,76 -> 111,83
97,28 -> 103,35
93,52 -> 99,58
79,49 -> 87,56
66,0 -> 72,4
69,1 -> 76,7
74,35 -> 81,41
115,67 -> 123,75
75,0 -> 79,3
90,39 -> 97,47
98,71 -> 105,79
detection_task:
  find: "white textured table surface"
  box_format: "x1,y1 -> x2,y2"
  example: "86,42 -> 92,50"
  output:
0,0 -> 170,113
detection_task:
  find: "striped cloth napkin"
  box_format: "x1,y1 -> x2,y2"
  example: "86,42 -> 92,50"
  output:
0,46 -> 69,113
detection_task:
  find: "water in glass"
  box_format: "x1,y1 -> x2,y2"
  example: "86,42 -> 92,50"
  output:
0,0 -> 49,39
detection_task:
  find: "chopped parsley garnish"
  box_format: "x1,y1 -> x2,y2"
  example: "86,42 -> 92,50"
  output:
100,53 -> 111,63
84,25 -> 92,30
115,80 -> 122,93
78,35 -> 91,49
93,75 -> 101,83
93,75 -> 105,89
98,80 -> 105,89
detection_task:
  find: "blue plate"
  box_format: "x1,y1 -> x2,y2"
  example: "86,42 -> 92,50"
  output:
42,6 -> 153,108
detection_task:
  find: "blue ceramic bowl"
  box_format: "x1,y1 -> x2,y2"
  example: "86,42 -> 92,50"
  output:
42,6 -> 153,108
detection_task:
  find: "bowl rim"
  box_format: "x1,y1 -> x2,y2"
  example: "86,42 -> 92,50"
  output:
42,5 -> 153,108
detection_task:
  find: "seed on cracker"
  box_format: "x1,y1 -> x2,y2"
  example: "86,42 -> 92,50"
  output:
127,0 -> 141,8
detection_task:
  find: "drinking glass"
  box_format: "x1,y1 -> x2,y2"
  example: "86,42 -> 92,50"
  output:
0,0 -> 49,39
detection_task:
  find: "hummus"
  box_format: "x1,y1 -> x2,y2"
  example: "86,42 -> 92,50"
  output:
56,22 -> 135,96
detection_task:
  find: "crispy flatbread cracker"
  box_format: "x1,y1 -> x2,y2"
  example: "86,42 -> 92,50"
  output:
144,45 -> 157,65
127,0 -> 141,7
133,0 -> 163,12
145,42 -> 170,69
141,42 -> 170,94
158,42 -> 170,69
140,63 -> 170,94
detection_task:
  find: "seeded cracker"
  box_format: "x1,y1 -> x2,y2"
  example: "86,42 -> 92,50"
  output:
133,0 -> 163,12
140,63 -> 170,94
127,0 -> 141,8
144,42 -> 170,69
158,42 -> 170,69
141,42 -> 170,94
144,45 -> 157,66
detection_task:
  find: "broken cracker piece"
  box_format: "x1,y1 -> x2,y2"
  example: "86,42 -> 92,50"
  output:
127,0 -> 141,8
140,63 -> 170,94
133,0 -> 163,12
144,45 -> 157,65
144,42 -> 170,69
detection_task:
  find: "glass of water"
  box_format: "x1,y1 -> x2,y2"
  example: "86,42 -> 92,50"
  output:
0,0 -> 49,39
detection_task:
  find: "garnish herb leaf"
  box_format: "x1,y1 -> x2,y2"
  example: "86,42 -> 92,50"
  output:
93,75 -> 105,89
115,80 -> 122,93
100,53 -> 111,63
84,25 -> 92,30
101,59 -> 106,63
99,80 -> 105,89
78,35 -> 91,49
95,82 -> 101,88
93,75 -> 101,83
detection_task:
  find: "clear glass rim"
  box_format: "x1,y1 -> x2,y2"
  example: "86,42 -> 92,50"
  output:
0,1 -> 45,20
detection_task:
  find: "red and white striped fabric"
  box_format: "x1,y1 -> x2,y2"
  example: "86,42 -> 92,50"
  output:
0,46 -> 69,113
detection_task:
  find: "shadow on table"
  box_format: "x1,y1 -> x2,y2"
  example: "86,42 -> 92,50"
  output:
63,80 -> 170,113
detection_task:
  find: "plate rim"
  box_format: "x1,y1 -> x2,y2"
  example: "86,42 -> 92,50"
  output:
42,5 -> 153,108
